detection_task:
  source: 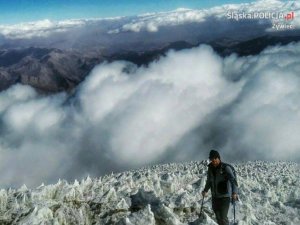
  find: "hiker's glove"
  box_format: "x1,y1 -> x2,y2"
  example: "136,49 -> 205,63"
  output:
232,193 -> 238,201
201,191 -> 208,197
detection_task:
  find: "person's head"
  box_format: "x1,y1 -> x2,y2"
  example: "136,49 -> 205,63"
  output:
209,150 -> 221,167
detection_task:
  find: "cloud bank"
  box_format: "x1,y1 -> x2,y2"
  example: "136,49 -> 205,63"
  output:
1,42 -> 300,188
1,0 -> 299,41
0,17 -> 122,40
111,0 -> 300,33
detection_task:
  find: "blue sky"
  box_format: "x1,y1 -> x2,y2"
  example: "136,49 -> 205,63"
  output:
0,0 -> 252,24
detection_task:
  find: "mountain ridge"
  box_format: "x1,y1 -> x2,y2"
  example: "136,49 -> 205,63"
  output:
1,35 -> 300,93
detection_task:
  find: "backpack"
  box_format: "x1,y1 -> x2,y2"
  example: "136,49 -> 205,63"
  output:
221,163 -> 238,187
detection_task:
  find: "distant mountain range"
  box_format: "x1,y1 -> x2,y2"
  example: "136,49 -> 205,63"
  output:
1,35 -> 300,92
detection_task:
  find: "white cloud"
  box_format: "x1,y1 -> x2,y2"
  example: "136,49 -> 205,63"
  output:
119,8 -> 207,33
1,42 -> 300,188
221,42 -> 300,160
0,17 -> 122,39
0,19 -> 83,39
111,0 -> 300,33
78,47 -> 236,164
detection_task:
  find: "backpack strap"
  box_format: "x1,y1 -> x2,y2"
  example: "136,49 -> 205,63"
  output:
222,163 -> 238,187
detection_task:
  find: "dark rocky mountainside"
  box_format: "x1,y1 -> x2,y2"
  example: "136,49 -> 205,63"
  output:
1,35 -> 300,92
0,48 -> 102,92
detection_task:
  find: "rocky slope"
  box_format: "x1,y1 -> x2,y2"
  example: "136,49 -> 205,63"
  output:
0,48 -> 101,92
1,35 -> 300,92
0,161 -> 299,225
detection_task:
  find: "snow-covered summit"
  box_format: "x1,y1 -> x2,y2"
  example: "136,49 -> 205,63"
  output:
0,161 -> 299,224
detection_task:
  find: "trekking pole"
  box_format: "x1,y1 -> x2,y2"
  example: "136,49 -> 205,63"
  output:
233,200 -> 236,224
199,195 -> 205,218
233,198 -> 238,225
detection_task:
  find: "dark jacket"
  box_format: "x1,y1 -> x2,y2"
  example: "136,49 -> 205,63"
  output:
203,162 -> 238,198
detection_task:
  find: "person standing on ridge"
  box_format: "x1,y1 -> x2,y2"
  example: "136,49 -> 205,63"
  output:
201,150 -> 238,225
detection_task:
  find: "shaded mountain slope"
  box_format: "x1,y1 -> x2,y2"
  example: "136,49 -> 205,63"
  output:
1,35 -> 300,92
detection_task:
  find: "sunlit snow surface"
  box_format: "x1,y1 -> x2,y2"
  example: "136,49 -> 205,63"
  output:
0,161 -> 299,225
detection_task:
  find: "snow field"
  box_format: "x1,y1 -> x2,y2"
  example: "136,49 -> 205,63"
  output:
0,160 -> 299,225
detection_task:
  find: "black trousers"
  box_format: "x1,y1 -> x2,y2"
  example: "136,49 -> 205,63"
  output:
212,197 -> 230,225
